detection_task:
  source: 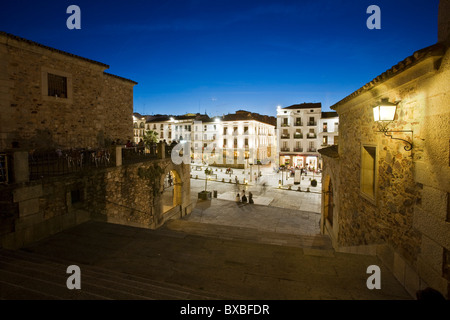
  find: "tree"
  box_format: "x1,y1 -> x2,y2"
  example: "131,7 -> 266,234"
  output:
143,130 -> 159,149
204,167 -> 212,192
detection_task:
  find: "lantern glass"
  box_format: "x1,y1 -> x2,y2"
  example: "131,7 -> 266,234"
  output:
373,102 -> 397,122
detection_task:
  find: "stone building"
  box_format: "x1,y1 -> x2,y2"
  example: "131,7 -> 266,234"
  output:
319,0 -> 450,298
0,31 -> 137,151
277,103 -> 338,170
0,33 -> 193,250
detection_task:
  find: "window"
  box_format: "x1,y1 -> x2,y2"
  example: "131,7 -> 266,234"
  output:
223,127 -> 227,135
244,126 -> 248,134
361,146 -> 377,199
47,73 -> 68,98
245,138 -> 248,147
323,123 -> 328,132
71,189 -> 82,205
223,139 -> 227,147
323,136 -> 328,145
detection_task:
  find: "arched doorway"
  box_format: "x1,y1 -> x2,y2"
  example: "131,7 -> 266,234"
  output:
161,169 -> 182,214
322,175 -> 334,234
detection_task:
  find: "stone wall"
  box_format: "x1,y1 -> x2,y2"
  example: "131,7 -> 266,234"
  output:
0,32 -> 136,151
0,153 -> 192,249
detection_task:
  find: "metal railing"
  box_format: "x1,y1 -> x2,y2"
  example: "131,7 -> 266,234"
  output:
122,146 -> 157,164
29,148 -> 115,180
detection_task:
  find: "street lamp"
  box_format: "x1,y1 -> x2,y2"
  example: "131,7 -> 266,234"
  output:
373,99 -> 413,151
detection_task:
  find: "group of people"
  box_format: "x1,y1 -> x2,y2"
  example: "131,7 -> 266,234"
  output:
236,190 -> 254,204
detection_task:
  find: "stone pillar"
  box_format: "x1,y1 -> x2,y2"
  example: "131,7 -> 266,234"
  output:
158,142 -> 165,159
115,146 -> 122,167
13,151 -> 29,183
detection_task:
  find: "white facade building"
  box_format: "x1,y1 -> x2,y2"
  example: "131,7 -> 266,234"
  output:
276,103 -> 338,170
134,111 -> 276,168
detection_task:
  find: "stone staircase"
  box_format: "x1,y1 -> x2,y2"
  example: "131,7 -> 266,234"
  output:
0,248 -> 226,300
164,219 -> 333,251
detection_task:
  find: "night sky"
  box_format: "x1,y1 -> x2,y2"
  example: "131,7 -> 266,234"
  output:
0,0 -> 439,117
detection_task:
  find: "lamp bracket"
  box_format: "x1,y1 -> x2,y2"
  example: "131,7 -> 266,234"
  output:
376,122 -> 413,151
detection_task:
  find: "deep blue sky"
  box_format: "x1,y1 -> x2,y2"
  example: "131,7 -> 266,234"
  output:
0,0 -> 439,117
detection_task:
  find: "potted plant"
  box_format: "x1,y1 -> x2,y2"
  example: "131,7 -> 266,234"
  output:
311,179 -> 317,187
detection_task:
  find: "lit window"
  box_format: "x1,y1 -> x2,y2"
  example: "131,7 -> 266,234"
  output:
361,146 -> 377,199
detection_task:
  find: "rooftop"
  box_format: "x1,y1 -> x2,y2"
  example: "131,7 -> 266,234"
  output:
283,103 -> 322,110
0,31 -> 137,85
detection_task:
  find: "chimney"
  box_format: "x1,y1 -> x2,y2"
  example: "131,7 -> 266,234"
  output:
438,0 -> 450,45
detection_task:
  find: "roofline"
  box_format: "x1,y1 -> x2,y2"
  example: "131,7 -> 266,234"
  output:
104,72 -> 138,85
0,31 -> 110,68
330,43 -> 446,110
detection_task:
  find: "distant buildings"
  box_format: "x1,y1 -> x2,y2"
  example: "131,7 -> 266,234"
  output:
133,110 -> 277,168
276,103 -> 338,170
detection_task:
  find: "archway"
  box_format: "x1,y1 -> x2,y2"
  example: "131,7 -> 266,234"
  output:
161,169 -> 182,213
321,175 -> 334,234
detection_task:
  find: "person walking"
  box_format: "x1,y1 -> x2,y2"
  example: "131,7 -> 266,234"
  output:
248,192 -> 254,204
236,193 -> 240,202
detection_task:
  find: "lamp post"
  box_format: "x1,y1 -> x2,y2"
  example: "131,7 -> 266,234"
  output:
373,100 -> 413,151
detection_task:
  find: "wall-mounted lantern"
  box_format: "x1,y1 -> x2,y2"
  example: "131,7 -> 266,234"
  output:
373,99 -> 413,151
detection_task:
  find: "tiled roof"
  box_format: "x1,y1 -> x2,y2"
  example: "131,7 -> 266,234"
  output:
0,31 -> 109,68
283,103 -> 322,110
321,112 -> 338,119
222,110 -> 276,126
1,31 -> 137,85
104,72 -> 138,85
331,43 -> 446,110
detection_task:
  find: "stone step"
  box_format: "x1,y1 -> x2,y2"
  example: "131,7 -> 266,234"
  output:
164,219 -> 333,251
0,248 -> 226,300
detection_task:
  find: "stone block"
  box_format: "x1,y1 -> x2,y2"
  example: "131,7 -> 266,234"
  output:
18,198 -> 40,217
75,209 -> 90,225
13,184 -> 43,202
422,185 -> 448,221
376,244 -> 394,271
13,151 -> 29,183
413,206 -> 450,249
15,212 -> 44,230
393,252 -> 406,285
420,235 -> 444,273
417,257 -> 448,297
404,260 -> 420,298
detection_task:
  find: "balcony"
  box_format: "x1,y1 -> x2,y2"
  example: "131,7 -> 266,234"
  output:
294,122 -> 303,127
307,134 -> 317,139
280,148 -> 290,152
280,134 -> 290,139
308,148 -> 317,152
294,148 -> 303,152
307,121 -> 317,126
293,134 -> 303,139
281,123 -> 290,127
